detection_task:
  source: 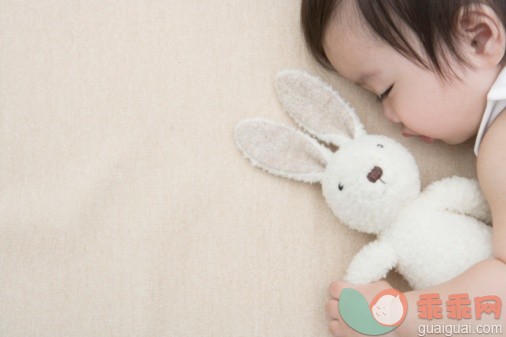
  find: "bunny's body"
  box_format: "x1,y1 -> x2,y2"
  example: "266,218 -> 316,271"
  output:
345,176 -> 492,289
235,70 -> 492,289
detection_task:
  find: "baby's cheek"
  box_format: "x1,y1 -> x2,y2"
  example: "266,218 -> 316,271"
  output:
397,104 -> 433,132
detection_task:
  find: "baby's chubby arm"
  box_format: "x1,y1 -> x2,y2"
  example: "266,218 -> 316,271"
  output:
344,239 -> 398,285
477,111 -> 506,264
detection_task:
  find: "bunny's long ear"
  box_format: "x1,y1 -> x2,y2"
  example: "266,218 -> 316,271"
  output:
276,69 -> 366,147
234,119 -> 331,183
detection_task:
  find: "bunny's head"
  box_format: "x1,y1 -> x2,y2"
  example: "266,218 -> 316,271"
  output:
235,70 -> 421,234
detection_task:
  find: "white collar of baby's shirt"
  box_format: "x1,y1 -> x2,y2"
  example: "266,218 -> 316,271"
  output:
474,66 -> 506,156
487,66 -> 506,100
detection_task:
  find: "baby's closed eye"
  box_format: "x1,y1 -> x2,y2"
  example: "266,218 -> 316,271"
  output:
377,84 -> 394,102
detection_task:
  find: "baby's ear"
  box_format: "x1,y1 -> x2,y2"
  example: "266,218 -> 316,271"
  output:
456,4 -> 506,67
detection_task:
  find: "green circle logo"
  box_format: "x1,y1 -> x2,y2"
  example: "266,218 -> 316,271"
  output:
339,288 -> 408,336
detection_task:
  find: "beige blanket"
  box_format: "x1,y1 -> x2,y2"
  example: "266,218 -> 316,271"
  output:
0,1 -> 477,336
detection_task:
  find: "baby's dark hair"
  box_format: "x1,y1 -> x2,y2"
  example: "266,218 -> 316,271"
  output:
301,0 -> 506,77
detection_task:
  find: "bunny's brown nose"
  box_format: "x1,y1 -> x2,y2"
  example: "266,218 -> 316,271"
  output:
367,166 -> 383,183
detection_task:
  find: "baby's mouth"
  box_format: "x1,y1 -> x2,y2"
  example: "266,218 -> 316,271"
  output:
402,132 -> 434,144
420,135 -> 434,144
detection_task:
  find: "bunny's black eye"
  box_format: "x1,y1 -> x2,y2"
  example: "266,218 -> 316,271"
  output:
338,183 -> 344,191
377,144 -> 384,148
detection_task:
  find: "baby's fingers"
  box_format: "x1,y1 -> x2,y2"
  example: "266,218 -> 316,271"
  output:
329,280 -> 347,299
326,299 -> 344,336
325,299 -> 340,319
328,319 -> 345,337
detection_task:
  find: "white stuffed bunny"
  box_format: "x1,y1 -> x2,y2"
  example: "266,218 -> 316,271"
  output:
234,69 -> 492,290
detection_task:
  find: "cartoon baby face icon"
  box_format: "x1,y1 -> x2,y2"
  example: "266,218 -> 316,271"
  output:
370,289 -> 408,326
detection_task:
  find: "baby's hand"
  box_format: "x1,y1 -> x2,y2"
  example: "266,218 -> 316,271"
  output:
326,280 -> 401,337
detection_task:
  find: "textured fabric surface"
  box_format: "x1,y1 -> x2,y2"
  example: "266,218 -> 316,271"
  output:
0,1 -> 478,336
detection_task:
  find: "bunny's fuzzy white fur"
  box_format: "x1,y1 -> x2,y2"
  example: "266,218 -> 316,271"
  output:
234,69 -> 492,289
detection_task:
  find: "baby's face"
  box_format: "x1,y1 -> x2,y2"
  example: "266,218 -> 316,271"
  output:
322,2 -> 497,145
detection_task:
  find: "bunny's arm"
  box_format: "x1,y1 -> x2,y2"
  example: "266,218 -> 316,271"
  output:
343,239 -> 398,285
421,176 -> 491,224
